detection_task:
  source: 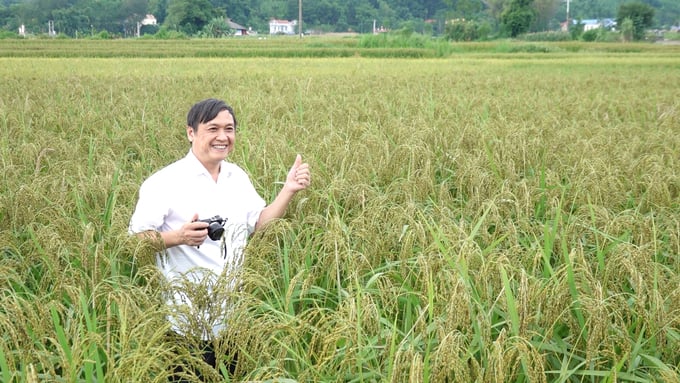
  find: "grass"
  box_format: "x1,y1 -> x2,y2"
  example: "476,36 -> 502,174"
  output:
0,40 -> 679,382
1,37 -> 680,58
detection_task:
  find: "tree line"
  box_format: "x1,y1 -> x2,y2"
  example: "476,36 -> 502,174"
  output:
0,0 -> 677,38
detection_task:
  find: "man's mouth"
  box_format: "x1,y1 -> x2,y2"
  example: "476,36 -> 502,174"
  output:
212,144 -> 228,150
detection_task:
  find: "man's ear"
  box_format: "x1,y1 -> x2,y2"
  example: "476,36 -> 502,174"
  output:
186,126 -> 194,143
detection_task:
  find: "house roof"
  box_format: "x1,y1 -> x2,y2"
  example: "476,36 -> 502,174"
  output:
270,19 -> 296,25
226,19 -> 246,30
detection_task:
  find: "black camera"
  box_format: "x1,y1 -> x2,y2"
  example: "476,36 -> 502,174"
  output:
197,215 -> 227,241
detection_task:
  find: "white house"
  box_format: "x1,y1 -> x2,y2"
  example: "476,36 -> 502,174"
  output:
577,18 -> 616,31
137,14 -> 157,37
141,14 -> 157,26
269,19 -> 297,35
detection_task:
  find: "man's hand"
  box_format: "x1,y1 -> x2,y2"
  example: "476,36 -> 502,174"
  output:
177,213 -> 208,247
284,154 -> 311,193
255,154 -> 311,231
137,213 -> 209,248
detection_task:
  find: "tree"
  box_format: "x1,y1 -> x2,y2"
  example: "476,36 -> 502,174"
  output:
443,0 -> 484,19
445,18 -> 481,40
532,0 -> 560,31
148,0 -> 168,24
352,2 -> 378,33
617,2 -> 654,41
481,0 -> 506,32
164,0 -> 218,34
201,17 -> 231,37
655,0 -> 680,27
620,17 -> 634,41
377,0 -> 397,29
52,7 -> 90,36
303,0 -> 341,30
0,0 -> 672,38
501,0 -> 536,37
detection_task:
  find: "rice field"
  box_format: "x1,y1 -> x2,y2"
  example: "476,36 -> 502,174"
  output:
0,40 -> 679,382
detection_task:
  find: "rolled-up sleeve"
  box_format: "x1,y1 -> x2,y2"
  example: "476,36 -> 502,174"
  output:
129,178 -> 168,234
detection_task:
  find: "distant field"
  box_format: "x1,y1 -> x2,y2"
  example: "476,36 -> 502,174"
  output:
2,36 -> 680,58
0,40 -> 678,382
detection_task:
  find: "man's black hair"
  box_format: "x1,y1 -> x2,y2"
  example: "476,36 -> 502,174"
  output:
186,98 -> 237,131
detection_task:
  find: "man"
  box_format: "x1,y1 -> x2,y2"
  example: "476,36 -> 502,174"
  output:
128,98 -> 310,379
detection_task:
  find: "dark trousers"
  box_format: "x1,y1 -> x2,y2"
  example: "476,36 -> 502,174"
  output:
167,332 -> 238,382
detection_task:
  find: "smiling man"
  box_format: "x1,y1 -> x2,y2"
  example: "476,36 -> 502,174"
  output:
128,98 -> 310,380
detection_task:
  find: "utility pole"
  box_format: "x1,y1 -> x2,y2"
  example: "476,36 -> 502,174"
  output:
566,0 -> 570,27
298,0 -> 303,38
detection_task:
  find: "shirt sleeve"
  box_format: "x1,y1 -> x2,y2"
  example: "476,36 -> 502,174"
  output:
128,177 -> 169,234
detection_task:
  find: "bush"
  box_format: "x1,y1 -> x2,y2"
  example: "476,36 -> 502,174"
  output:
581,29 -> 599,41
621,18 -> 634,42
595,30 -> 621,42
570,22 -> 585,39
359,33 -> 427,48
88,30 -> 111,40
445,19 -> 488,41
507,43 -> 558,53
140,24 -> 159,36
154,26 -> 188,39
519,31 -> 572,41
663,31 -> 680,41
0,30 -> 19,39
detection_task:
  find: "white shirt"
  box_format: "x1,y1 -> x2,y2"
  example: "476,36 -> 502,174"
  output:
129,150 -> 265,338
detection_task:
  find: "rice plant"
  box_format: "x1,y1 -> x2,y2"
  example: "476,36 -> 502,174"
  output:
0,42 -> 678,382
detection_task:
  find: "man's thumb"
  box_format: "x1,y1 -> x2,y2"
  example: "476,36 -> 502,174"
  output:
293,154 -> 302,168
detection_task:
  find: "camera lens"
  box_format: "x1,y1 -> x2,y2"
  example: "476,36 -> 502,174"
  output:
207,223 -> 225,240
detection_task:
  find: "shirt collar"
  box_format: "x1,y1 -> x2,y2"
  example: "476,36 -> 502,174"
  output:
184,150 -> 233,178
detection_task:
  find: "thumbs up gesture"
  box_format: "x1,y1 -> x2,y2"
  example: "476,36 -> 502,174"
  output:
284,154 -> 311,193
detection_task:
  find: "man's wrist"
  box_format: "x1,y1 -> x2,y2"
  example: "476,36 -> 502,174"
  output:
278,184 -> 298,199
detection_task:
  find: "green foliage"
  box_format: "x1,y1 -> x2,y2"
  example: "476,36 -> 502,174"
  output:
579,28 -> 620,42
519,31 -> 573,41
357,33 -> 454,56
654,0 -> 680,27
445,19 -> 491,41
140,24 -> 159,36
570,20 -> 585,40
595,29 -> 622,42
89,30 -> 111,40
1,0 -> 679,40
501,0 -> 538,37
0,30 -> 18,39
617,2 -> 655,41
504,42 -> 560,52
664,31 -> 680,41
163,0 -> 220,35
2,38 -> 680,59
154,25 -> 188,39
200,18 -> 233,38
581,28 -> 599,41
621,17 -> 635,42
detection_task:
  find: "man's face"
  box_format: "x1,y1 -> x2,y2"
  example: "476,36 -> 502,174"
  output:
187,109 -> 235,169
